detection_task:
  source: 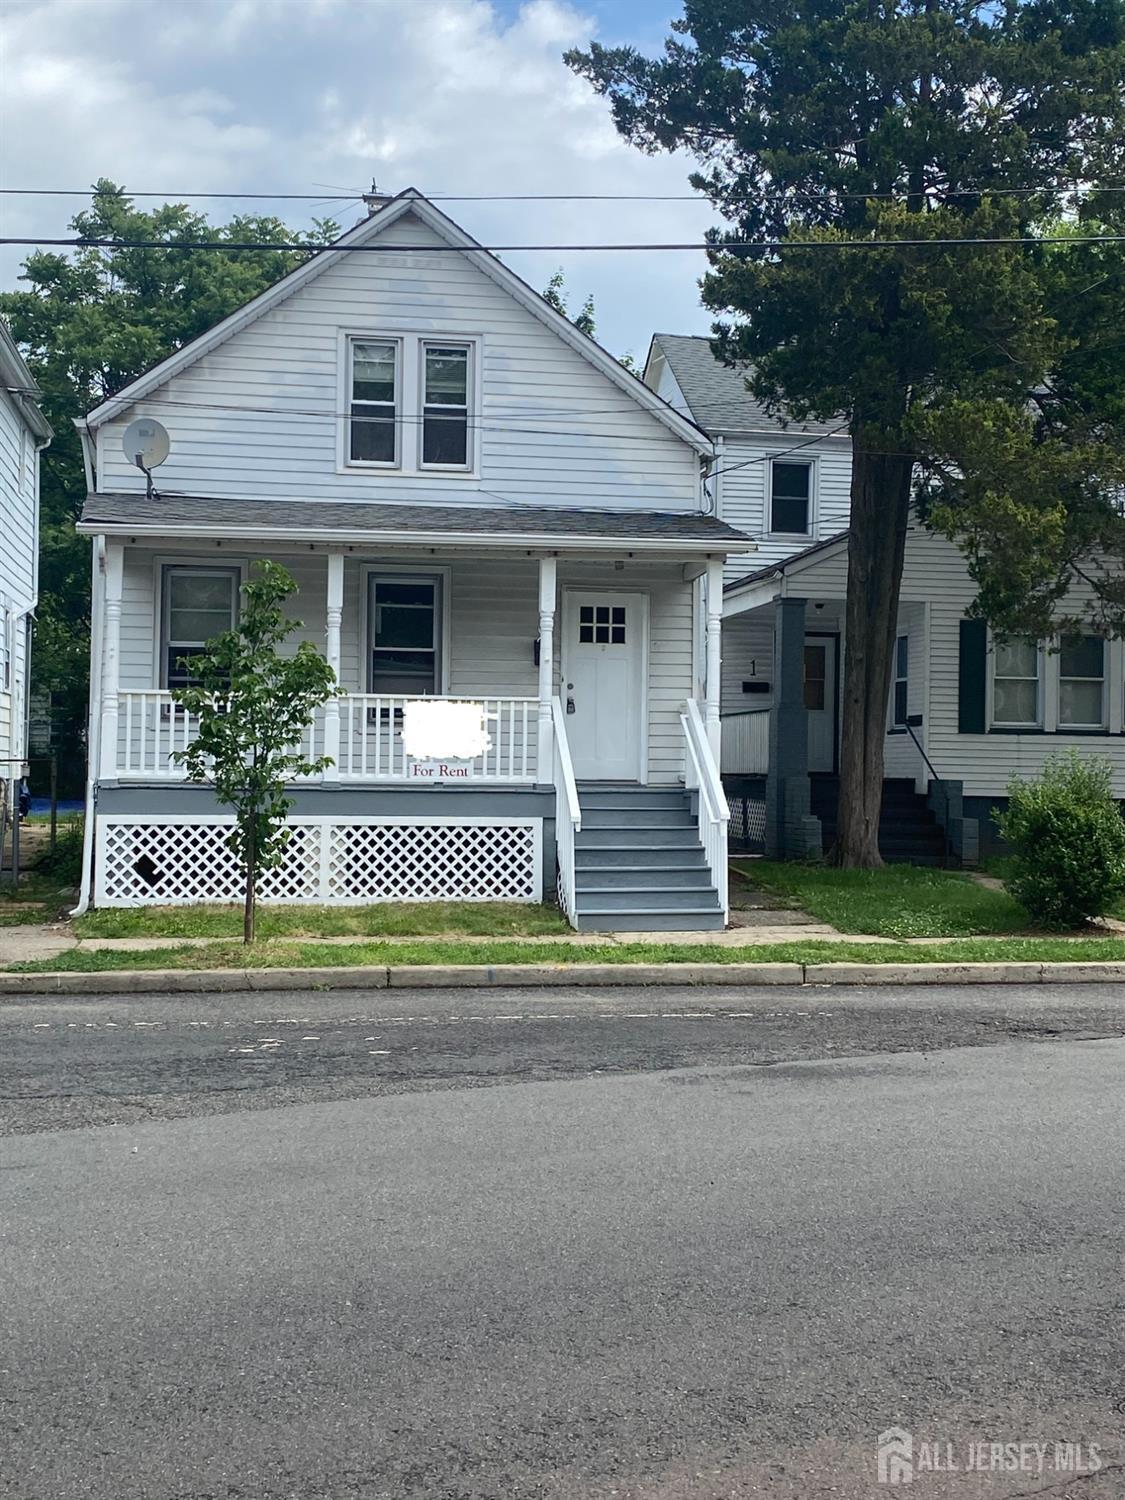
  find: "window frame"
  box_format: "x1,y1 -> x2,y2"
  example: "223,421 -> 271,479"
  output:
363,564 -> 451,699
346,335 -> 402,470
989,635 -> 1044,731
418,340 -> 473,472
1058,633 -> 1107,730
339,332 -> 481,477
767,457 -> 815,539
156,561 -> 244,690
890,634 -> 909,730
0,602 -> 11,693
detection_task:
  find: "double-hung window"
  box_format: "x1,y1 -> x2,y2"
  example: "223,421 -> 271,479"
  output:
992,639 -> 1041,728
349,339 -> 399,465
421,343 -> 470,468
892,636 -> 909,727
1059,635 -> 1106,728
770,460 -> 812,535
368,574 -> 442,696
161,566 -> 240,689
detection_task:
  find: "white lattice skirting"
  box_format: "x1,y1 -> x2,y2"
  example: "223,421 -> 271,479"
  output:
94,815 -> 544,907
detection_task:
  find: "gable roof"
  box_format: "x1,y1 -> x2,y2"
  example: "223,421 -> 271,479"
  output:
0,320 -> 52,442
648,333 -> 845,441
725,529 -> 849,597
84,191 -> 712,456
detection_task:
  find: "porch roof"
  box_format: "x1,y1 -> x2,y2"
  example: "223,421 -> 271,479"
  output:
723,529 -> 849,616
79,493 -> 754,554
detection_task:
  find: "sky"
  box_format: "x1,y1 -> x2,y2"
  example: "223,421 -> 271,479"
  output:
0,0 -> 721,361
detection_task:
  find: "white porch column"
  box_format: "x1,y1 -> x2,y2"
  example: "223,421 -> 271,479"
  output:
99,541 -> 124,781
537,556 -> 557,778
322,550 -> 344,781
704,557 -> 724,763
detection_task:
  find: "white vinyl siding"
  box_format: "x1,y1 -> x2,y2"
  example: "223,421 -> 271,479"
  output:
94,213 -> 700,512
718,434 -> 852,581
116,546 -> 693,784
0,388 -> 38,769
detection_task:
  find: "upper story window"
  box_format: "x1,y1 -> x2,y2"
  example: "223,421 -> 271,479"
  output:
1059,635 -> 1106,728
422,344 -> 470,468
770,460 -> 812,535
345,334 -> 475,474
992,638 -> 1041,728
349,340 -> 399,465
162,566 -> 240,689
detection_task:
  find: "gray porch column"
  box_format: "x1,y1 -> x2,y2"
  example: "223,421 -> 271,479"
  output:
765,596 -> 820,859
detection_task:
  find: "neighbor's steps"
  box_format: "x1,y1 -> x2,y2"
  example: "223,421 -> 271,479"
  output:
572,783 -> 724,932
810,776 -> 950,865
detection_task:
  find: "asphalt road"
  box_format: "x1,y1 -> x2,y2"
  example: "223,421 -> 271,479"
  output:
2,984 -> 1124,1499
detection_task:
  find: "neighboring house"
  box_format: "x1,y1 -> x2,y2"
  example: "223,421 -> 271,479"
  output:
645,333 -> 1125,864
0,321 -> 50,835
75,190 -> 751,928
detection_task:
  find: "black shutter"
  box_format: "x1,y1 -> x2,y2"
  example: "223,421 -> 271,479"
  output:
958,619 -> 987,733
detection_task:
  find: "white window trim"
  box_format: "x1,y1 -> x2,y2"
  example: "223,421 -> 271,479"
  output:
0,600 -> 11,694
344,335 -> 402,471
1058,634 -> 1108,731
152,556 -> 248,689
988,635 -> 1044,731
361,563 -> 452,697
418,339 -> 475,474
890,633 -> 909,728
338,331 -> 482,478
766,456 -> 817,541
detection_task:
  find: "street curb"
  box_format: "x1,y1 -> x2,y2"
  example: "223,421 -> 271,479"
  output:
2,959 -> 1125,995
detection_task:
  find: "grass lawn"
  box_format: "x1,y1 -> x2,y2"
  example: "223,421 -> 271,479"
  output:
734,860 -> 1031,937
73,900 -> 570,941
8,934 -> 1125,974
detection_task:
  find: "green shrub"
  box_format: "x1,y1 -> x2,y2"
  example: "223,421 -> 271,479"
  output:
995,752 -> 1125,928
33,815 -> 84,887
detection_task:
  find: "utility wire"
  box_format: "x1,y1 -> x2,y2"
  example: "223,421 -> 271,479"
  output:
1,185 -> 1121,202
4,234 -> 1122,252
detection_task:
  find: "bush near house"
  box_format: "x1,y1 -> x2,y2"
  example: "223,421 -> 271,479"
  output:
995,752 -> 1125,929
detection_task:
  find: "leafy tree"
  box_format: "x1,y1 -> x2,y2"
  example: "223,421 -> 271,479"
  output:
172,562 -> 338,944
567,0 -> 1125,866
0,183 -> 338,790
541,268 -> 597,336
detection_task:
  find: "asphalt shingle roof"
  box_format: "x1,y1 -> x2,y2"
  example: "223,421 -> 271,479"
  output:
79,493 -> 753,548
652,334 -> 845,439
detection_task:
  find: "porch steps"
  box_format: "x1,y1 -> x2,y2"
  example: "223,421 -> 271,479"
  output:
572,784 -> 725,932
811,776 -> 949,865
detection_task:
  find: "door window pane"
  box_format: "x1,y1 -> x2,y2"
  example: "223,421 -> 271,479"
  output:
422,345 -> 469,467
1059,636 -> 1105,726
350,339 -> 397,463
803,644 -> 826,711
370,576 -> 440,694
771,461 -> 811,534
578,601 -> 626,646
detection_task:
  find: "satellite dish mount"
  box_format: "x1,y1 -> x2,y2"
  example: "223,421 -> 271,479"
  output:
121,418 -> 170,499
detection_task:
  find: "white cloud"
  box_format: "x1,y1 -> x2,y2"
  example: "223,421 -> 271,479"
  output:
0,0 -> 718,355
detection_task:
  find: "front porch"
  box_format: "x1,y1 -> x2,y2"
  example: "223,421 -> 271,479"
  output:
86,502 -> 739,924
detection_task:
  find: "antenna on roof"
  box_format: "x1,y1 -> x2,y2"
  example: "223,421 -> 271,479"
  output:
121,417 -> 170,499
362,180 -> 393,217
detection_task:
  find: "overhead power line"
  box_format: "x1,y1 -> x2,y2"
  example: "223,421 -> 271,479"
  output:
3,234 -> 1122,253
1,185 -> 1122,202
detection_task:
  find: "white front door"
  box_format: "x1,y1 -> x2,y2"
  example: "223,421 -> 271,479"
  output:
804,635 -> 838,773
564,591 -> 646,781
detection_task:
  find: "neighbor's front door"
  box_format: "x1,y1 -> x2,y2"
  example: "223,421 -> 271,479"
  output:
564,592 -> 645,781
804,635 -> 838,773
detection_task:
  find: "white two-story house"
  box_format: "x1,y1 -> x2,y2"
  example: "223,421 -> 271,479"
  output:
0,320 -> 50,839
74,191 -> 750,929
645,333 -> 1125,865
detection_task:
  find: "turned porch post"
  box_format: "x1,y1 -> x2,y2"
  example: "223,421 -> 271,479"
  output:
322,551 -> 344,780
704,557 -> 724,763
537,556 -> 557,778
99,541 -> 123,781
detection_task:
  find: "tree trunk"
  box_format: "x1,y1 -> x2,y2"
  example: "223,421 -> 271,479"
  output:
833,441 -> 915,868
243,823 -> 257,945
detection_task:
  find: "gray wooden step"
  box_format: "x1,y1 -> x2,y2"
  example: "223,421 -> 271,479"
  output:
574,887 -> 720,911
582,806 -> 696,829
575,907 -> 726,933
576,825 -> 702,847
575,845 -> 708,869
575,865 -> 713,890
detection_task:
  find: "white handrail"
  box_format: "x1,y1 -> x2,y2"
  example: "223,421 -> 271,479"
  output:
681,697 -> 730,919
551,695 -> 582,927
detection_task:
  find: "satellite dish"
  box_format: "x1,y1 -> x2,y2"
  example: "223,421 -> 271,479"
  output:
122,417 -> 170,472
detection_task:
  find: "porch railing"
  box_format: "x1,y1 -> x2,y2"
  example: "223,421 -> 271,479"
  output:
114,690 -> 538,783
551,695 -> 581,926
720,707 -> 770,776
682,697 -> 730,919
